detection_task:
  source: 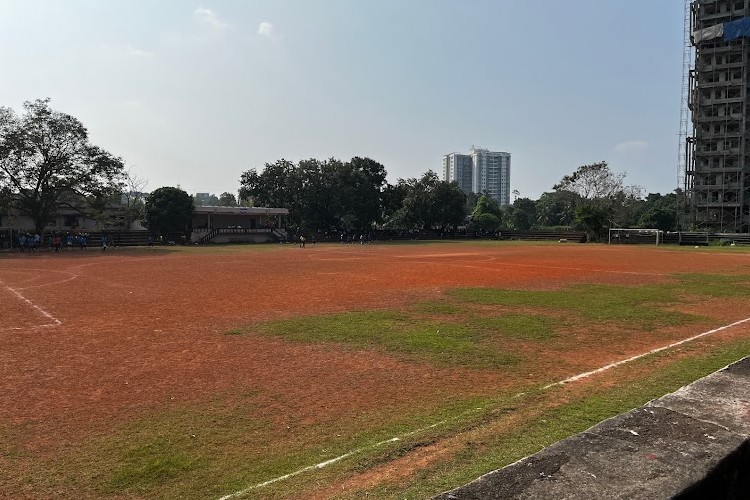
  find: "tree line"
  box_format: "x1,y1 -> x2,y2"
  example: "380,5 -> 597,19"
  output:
238,158 -> 678,241
1,99 -> 678,240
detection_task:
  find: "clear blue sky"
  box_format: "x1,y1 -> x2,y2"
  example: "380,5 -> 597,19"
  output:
0,0 -> 684,199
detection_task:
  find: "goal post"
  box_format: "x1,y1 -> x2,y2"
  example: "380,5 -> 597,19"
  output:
608,228 -> 664,246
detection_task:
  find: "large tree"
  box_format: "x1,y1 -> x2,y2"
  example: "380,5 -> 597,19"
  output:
553,161 -> 626,200
0,99 -> 127,233
392,171 -> 466,230
507,197 -> 537,230
239,157 -> 387,232
471,195 -> 503,231
218,192 -> 238,207
637,192 -> 678,231
553,161 -> 642,240
143,187 -> 194,237
536,190 -> 581,227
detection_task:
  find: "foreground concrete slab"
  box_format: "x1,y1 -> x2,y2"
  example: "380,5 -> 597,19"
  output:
434,357 -> 750,499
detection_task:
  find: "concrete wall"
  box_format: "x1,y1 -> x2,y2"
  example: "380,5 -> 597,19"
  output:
434,357 -> 750,499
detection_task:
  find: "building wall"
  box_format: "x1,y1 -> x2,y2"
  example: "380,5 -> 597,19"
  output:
689,0 -> 750,232
443,153 -> 474,194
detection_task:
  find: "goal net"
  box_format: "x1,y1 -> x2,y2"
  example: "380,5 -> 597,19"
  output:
608,228 -> 664,245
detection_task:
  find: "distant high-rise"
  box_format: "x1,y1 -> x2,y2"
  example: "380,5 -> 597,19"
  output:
441,153 -> 473,194
687,1 -> 750,231
442,147 -> 511,206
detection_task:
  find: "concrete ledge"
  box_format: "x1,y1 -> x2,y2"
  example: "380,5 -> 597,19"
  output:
434,357 -> 750,499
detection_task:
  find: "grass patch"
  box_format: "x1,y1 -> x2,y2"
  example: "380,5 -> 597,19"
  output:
473,314 -> 557,341
448,280 -> 712,331
414,300 -> 462,315
225,327 -> 246,336
257,311 -> 520,369
251,273 -> 750,369
105,439 -> 201,492
674,273 -> 750,298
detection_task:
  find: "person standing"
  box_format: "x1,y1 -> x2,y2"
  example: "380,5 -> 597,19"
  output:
52,233 -> 62,252
101,233 -> 108,251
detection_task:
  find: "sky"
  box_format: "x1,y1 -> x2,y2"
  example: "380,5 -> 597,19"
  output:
0,0 -> 684,200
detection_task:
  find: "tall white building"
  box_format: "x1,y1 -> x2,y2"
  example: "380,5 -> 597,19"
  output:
442,147 -> 511,206
441,153 -> 473,194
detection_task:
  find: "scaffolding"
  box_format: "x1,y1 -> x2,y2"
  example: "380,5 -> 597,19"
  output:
678,0 -> 694,231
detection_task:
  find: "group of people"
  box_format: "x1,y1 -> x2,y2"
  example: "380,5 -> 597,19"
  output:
16,232 -> 42,253
14,231 -> 114,253
49,232 -> 89,252
340,232 -> 371,245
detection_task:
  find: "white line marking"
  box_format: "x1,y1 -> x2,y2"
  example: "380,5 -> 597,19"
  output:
217,316 -> 750,499
542,316 -> 750,389
15,274 -> 78,290
0,277 -> 62,329
451,262 -> 668,277
216,422 -> 444,500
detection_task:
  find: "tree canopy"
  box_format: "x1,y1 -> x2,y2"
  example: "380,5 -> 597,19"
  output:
552,161 -> 645,240
0,98 -> 126,232
218,192 -> 238,207
470,195 -> 502,231
391,171 -> 466,230
143,187 -> 194,237
239,157 -> 387,232
236,156 -> 677,239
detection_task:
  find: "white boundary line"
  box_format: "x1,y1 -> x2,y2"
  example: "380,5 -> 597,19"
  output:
216,316 -> 750,499
0,277 -> 62,330
542,315 -> 750,389
217,423 -> 444,500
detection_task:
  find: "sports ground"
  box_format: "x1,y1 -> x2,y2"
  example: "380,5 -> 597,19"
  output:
2,241 -> 750,499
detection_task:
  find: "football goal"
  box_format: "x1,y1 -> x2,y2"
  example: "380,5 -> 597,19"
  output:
608,228 -> 664,245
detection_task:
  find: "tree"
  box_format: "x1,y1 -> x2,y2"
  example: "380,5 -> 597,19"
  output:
194,193 -> 220,206
381,181 -> 408,226
553,161 -> 643,240
392,171 -> 466,230
431,179 -> 467,229
0,98 -> 126,233
575,203 -> 609,240
218,192 -> 238,207
143,187 -> 193,237
239,159 -> 297,209
342,157 -> 387,231
239,157 -> 387,233
553,161 -> 625,200
464,191 -> 481,217
122,168 -> 148,229
637,192 -> 678,231
536,190 -> 581,227
507,197 -> 537,230
471,195 -> 503,231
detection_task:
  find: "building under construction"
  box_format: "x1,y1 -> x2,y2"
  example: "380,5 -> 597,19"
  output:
686,0 -> 750,232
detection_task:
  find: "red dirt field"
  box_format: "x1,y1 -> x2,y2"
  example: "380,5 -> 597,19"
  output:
2,241 -> 750,498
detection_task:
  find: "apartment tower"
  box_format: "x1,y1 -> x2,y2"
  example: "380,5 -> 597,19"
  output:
442,147 -> 511,207
688,0 -> 750,231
